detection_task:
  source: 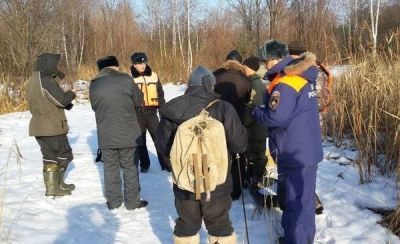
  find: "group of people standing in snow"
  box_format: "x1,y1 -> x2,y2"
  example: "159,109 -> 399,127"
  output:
26,39 -> 328,244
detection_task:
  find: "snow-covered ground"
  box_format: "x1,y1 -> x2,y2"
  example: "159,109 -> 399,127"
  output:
0,84 -> 399,244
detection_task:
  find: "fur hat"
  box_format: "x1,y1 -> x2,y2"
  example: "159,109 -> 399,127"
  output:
258,40 -> 289,61
97,56 -> 119,71
243,56 -> 260,71
288,41 -> 307,55
188,66 -> 216,89
226,50 -> 243,63
131,52 -> 148,64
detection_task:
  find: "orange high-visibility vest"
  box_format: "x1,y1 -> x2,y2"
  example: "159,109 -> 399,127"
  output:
133,72 -> 159,107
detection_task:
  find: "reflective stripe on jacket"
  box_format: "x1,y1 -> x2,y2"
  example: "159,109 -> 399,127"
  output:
253,56 -> 323,168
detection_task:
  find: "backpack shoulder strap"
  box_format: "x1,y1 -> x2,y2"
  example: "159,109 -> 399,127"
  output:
205,99 -> 219,109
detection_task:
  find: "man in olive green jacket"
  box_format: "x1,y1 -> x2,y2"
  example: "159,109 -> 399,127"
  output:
26,53 -> 76,197
242,56 -> 269,183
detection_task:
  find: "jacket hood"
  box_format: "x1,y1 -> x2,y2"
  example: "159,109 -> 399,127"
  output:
284,52 -> 316,76
285,52 -> 318,82
215,60 -> 247,76
33,53 -> 64,78
131,64 -> 152,78
264,56 -> 294,81
159,86 -> 218,124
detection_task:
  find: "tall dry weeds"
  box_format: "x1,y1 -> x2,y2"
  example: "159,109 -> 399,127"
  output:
0,87 -> 27,115
324,54 -> 400,235
0,139 -> 23,228
325,55 -> 400,182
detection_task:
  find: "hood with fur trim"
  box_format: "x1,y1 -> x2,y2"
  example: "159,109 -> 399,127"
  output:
214,60 -> 246,76
284,52 -> 318,83
284,52 -> 316,76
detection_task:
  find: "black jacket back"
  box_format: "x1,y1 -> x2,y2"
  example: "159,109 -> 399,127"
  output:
89,68 -> 143,149
156,86 -> 248,199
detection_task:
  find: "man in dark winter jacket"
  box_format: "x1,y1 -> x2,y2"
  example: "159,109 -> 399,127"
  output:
27,53 -> 76,197
242,56 -> 269,186
254,40 -> 323,244
90,56 -> 147,210
130,52 -> 169,173
156,66 -> 247,244
214,50 -> 252,200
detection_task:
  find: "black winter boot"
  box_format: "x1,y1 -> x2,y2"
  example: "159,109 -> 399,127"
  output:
43,164 -> 71,197
127,200 -> 148,210
58,167 -> 75,191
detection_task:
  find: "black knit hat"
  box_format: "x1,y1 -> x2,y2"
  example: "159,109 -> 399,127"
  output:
288,41 -> 307,55
226,50 -> 243,63
97,56 -> 119,71
243,56 -> 260,71
131,52 -> 148,64
257,40 -> 289,61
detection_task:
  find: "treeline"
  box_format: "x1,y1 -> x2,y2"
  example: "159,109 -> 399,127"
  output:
0,0 -> 399,84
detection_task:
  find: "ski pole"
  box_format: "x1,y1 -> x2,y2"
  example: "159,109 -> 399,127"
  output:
236,153 -> 250,244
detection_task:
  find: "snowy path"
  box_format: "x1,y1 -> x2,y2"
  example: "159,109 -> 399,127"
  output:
0,84 -> 399,243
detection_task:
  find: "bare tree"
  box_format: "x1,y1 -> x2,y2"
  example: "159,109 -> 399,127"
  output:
172,0 -> 177,57
370,0 -> 381,55
186,0 -> 192,73
267,0 -> 285,39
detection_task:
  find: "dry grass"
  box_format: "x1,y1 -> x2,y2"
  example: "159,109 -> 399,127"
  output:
324,54 -> 400,236
325,55 -> 400,182
0,139 -> 23,229
76,64 -> 98,82
383,207 -> 400,236
0,90 -> 27,115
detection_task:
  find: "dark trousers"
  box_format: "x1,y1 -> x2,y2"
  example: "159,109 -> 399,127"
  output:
136,109 -> 169,170
174,195 -> 234,237
278,165 -> 317,244
102,148 -> 141,209
231,153 -> 246,200
35,134 -> 73,168
246,138 -> 267,179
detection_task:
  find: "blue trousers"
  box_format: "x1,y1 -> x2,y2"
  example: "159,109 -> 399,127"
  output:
278,165 -> 318,244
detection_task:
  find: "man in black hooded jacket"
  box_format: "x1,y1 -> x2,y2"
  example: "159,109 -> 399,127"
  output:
26,53 -> 76,197
156,66 -> 247,244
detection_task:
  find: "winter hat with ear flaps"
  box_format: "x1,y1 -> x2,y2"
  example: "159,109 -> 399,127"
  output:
257,40 -> 289,61
96,56 -> 119,71
130,52 -> 148,64
243,56 -> 260,71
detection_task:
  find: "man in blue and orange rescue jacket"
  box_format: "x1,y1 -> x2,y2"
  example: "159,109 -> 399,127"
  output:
253,40 -> 323,244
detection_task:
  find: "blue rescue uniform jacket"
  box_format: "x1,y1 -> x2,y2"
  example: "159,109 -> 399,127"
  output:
253,53 -> 323,168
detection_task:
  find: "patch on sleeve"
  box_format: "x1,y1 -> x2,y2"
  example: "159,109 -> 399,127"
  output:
269,91 -> 280,110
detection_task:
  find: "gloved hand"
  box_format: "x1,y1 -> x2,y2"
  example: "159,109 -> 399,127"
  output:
65,103 -> 74,110
95,148 -> 102,162
242,104 -> 256,127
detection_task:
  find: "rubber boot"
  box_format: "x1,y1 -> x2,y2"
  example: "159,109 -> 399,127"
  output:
43,164 -> 71,197
208,233 -> 237,244
173,234 -> 200,244
59,167 -> 75,191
